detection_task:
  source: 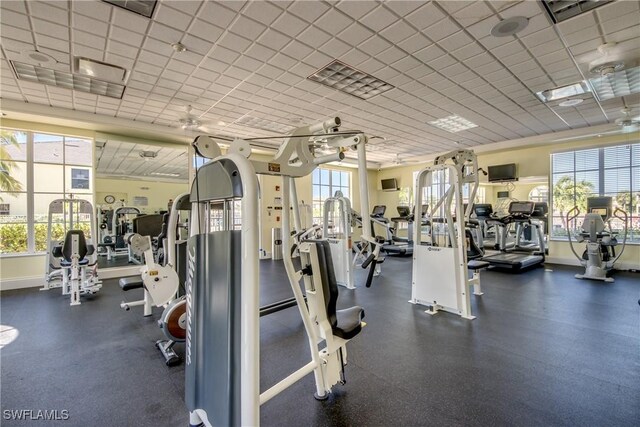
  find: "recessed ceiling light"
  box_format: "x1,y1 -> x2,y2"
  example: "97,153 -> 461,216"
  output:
308,59 -> 394,100
491,16 -> 529,37
171,42 -> 187,53
102,0 -> 157,18
10,60 -> 125,99
558,98 -> 584,107
75,57 -> 126,83
235,115 -> 295,134
139,150 -> 158,158
536,81 -> 590,102
428,115 -> 478,133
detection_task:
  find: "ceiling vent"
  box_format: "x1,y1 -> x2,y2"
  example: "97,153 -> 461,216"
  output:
540,0 -> 613,23
307,59 -> 394,100
75,57 -> 127,84
10,60 -> 125,99
589,66 -> 640,101
102,0 -> 157,18
139,150 -> 158,159
428,115 -> 478,133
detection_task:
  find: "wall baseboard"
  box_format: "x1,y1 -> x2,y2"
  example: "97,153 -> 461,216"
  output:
1,266 -> 141,291
546,256 -> 638,272
1,276 -> 44,291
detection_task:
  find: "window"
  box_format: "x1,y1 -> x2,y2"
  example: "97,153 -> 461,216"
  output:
71,168 -> 91,189
529,185 -> 549,203
312,168 -> 350,225
412,170 -> 485,212
0,129 -> 94,255
551,143 -> 640,243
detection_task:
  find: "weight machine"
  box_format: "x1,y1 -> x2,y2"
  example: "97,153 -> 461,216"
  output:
411,149 -> 486,319
185,117 -> 380,427
98,206 -> 141,262
566,196 -> 628,282
42,197 -> 102,305
322,190 -> 355,289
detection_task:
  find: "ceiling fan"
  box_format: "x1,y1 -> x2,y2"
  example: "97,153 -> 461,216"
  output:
178,105 -> 212,133
553,107 -> 640,142
392,153 -> 420,166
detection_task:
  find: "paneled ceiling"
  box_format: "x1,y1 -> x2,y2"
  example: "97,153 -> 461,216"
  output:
95,138 -> 188,181
1,0 -> 639,165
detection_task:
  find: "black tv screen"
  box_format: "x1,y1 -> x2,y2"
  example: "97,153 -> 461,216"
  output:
381,178 -> 398,191
488,164 -> 517,182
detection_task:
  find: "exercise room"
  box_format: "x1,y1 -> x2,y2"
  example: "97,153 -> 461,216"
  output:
0,1 -> 638,426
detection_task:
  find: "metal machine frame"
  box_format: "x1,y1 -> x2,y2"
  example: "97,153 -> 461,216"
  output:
323,191 -> 355,289
410,149 -> 483,320
185,118 -> 378,426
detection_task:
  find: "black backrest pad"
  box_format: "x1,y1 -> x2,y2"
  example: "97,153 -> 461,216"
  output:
311,240 -> 338,328
63,230 -> 88,262
465,229 -> 483,260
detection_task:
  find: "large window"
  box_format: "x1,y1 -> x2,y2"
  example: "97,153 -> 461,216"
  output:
0,129 -> 93,255
529,185 -> 549,203
551,143 -> 640,243
312,168 -> 351,225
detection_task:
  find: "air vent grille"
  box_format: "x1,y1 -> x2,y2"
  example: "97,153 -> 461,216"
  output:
102,0 -> 157,18
11,61 -> 125,99
308,59 -> 394,100
540,0 -> 613,23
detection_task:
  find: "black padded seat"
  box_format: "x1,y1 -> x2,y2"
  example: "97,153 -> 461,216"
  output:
98,242 -> 116,248
468,260 -> 490,270
119,276 -> 144,291
311,240 -> 364,340
334,306 -> 364,340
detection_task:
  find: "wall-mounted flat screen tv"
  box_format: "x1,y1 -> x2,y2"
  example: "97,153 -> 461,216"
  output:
381,178 -> 399,191
488,164 -> 518,182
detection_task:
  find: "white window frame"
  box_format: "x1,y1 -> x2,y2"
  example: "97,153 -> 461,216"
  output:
0,128 -> 94,256
312,168 -> 351,225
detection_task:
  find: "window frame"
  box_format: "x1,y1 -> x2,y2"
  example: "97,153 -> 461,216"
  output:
0,128 -> 94,257
550,141 -> 640,244
312,168 -> 351,225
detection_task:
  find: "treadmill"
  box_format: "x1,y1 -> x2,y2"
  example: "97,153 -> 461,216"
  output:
482,201 -> 545,271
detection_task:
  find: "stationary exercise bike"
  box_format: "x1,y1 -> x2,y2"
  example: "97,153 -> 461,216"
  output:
566,197 -> 628,283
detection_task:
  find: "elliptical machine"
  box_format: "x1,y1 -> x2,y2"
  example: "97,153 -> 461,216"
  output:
566,196 -> 628,282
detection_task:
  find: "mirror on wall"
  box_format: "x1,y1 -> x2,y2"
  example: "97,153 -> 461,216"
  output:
94,136 -> 189,270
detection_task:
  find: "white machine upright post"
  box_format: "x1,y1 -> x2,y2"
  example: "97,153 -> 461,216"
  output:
323,192 -> 355,289
410,149 -> 481,320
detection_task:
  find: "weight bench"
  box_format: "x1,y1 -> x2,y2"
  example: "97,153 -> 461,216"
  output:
467,260 -> 488,296
119,276 -> 152,316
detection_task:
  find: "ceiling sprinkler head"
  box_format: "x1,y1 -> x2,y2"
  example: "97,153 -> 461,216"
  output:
171,42 -> 187,53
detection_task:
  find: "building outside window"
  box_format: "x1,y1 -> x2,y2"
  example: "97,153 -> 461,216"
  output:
550,142 -> 639,243
312,168 -> 351,225
0,129 -> 93,255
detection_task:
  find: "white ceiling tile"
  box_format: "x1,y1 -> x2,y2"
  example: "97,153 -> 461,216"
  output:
376,46 -> 407,65
413,44 -> 446,64
438,31 -> 473,52
198,1 -> 238,28
110,26 -> 144,47
428,53 -> 457,71
38,35 -> 70,52
302,50 -> 332,69
29,1 -> 69,25
604,26 -> 640,45
154,3 -> 194,31
360,5 -> 398,32
379,19 -> 416,44
338,22 -> 374,46
381,1 -> 422,18
336,0 -> 378,20
556,11 -> 597,35
405,3 -> 446,30
229,15 -> 266,41
244,43 -> 277,62
242,1 -> 283,26
109,6 -> 149,33
257,29 -> 291,51
104,53 -> 134,70
521,28 -> 558,49
1,9 -> 30,29
138,50 -> 170,68
1,0 -> 27,14
451,41 -> 484,61
74,30 -> 107,51
296,26 -> 332,49
1,25 -> 34,44
162,0 -> 203,16
281,40 -> 314,60
424,17 -> 459,42
601,12 -> 639,34
73,13 -> 109,37
217,32 -> 252,52
187,19 -> 224,42
148,22 -> 183,44
562,26 -> 602,48
271,12 -> 307,38
287,0 -> 330,23
107,40 -> 138,59
396,33 -> 431,54
34,19 -> 69,41
499,1 -> 543,18
452,1 -> 493,26
320,37 -> 352,58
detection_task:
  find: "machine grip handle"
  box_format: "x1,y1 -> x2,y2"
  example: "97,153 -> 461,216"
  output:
566,206 -> 581,223
613,207 -> 628,222
361,253 -> 375,269
365,259 -> 377,288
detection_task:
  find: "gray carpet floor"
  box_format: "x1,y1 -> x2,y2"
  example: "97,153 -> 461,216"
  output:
1,258 -> 639,426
